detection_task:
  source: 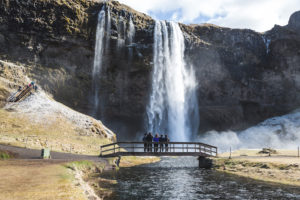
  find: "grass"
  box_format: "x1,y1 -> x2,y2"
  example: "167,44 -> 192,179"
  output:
214,149 -> 300,186
119,156 -> 161,167
64,160 -> 95,171
219,149 -> 300,158
0,108 -> 112,155
0,150 -> 15,159
0,85 -> 9,107
0,160 -> 87,200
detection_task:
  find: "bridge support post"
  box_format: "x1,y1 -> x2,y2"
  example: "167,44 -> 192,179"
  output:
198,156 -> 213,169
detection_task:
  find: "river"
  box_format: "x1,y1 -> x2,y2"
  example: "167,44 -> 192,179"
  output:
101,157 -> 300,200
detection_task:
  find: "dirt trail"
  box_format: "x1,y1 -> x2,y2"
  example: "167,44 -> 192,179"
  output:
0,144 -> 113,200
0,144 -> 108,163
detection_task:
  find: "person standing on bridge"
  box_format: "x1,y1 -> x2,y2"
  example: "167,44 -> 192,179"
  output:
164,135 -> 170,152
146,133 -> 153,152
143,133 -> 147,152
159,135 -> 164,152
153,134 -> 159,152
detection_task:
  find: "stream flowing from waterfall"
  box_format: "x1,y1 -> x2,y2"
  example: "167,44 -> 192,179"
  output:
147,20 -> 199,141
91,5 -> 111,116
101,157 -> 300,200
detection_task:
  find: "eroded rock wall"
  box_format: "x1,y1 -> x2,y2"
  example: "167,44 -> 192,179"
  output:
1,0 -> 300,138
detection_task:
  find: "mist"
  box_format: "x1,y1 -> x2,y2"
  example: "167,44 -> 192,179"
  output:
199,110 -> 300,152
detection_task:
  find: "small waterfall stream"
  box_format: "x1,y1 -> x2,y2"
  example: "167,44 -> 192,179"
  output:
91,5 -> 111,116
127,16 -> 135,44
262,35 -> 271,54
147,20 -> 199,141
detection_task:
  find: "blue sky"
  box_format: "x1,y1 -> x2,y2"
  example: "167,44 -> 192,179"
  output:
118,0 -> 300,32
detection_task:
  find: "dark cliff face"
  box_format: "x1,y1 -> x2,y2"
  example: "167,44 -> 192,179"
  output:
1,0 -> 300,138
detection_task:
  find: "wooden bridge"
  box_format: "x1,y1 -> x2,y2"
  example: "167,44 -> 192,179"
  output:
100,142 -> 217,158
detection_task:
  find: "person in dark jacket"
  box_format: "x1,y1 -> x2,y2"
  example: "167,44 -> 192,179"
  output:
153,134 -> 159,152
164,135 -> 170,152
159,135 -> 164,152
147,133 -> 153,152
142,133 -> 147,152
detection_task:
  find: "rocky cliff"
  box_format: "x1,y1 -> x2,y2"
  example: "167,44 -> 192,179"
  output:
0,0 -> 300,139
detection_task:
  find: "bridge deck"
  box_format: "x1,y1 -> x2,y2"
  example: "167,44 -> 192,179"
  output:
100,142 -> 217,157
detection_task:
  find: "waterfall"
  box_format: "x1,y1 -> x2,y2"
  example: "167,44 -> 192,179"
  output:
91,5 -> 111,116
147,20 -> 199,141
117,16 -> 126,48
127,16 -> 135,58
262,35 -> 271,54
127,16 -> 135,44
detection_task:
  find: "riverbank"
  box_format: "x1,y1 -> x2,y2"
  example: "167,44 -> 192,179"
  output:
214,149 -> 300,187
86,156 -> 161,198
0,146 -> 160,200
0,159 -> 90,200
0,158 -> 118,200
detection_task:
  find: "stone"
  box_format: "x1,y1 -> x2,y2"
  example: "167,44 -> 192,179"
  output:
198,156 -> 213,169
0,1 -> 300,139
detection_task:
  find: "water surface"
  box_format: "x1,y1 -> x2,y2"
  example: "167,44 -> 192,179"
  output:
102,157 -> 300,200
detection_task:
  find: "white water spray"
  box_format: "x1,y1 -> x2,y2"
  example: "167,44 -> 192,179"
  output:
147,21 -> 199,141
199,111 -> 300,152
92,5 -> 111,115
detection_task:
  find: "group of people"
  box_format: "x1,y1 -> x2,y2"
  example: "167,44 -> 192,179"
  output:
142,133 -> 170,152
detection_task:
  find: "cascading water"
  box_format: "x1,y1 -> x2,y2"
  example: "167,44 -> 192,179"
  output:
127,16 -> 135,58
91,5 -> 111,116
117,16 -> 126,48
127,16 -> 135,44
147,20 -> 199,141
262,35 -> 271,54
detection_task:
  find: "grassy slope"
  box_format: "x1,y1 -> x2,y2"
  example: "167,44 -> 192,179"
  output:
214,149 -> 300,186
0,160 -> 87,200
0,108 -> 112,155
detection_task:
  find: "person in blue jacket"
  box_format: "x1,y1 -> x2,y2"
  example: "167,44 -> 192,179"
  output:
153,134 -> 159,152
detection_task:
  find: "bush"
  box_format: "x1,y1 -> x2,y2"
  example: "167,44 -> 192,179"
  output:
0,150 -> 16,159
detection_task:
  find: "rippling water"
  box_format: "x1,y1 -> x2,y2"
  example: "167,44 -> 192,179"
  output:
101,157 -> 300,200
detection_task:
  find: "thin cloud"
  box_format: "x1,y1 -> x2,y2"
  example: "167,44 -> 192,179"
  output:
118,0 -> 300,32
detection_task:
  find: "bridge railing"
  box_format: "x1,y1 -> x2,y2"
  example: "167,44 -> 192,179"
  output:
100,142 -> 217,157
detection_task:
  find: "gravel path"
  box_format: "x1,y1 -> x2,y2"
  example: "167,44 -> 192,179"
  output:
0,144 -> 108,163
